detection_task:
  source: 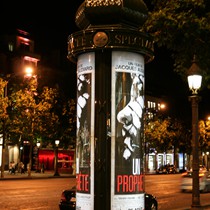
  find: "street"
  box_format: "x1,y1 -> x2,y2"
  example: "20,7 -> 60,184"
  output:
0,177 -> 75,210
0,174 -> 210,210
145,174 -> 210,210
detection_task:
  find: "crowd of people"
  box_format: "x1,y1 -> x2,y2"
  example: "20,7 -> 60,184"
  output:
8,160 -> 46,175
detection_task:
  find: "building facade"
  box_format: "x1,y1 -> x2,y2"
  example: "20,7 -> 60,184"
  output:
145,94 -> 187,172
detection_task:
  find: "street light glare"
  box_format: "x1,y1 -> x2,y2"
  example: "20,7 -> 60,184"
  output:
25,66 -> 33,77
36,142 -> 41,148
55,139 -> 60,146
187,75 -> 202,94
160,103 -> 166,110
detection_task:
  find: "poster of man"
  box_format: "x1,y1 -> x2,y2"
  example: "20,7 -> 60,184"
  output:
113,51 -> 145,195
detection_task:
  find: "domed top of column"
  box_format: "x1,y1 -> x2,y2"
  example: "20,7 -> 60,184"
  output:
75,0 -> 148,30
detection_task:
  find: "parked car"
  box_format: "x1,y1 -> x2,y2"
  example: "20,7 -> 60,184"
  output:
180,170 -> 210,193
59,186 -> 158,210
156,164 -> 177,174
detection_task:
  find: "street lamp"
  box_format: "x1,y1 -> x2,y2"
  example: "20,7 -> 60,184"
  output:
25,66 -> 33,77
35,141 -> 41,173
187,55 -> 202,210
54,139 -> 60,176
23,66 -> 38,177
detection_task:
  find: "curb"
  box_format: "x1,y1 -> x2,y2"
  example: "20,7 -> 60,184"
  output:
0,170 -> 76,181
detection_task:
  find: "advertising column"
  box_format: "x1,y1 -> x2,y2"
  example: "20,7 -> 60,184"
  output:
111,51 -> 145,210
76,52 -> 95,210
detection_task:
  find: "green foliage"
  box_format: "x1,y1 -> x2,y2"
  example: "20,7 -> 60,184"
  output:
198,119 -> 210,151
8,78 -> 60,144
145,117 -> 173,152
59,98 -> 76,149
0,78 -> 8,121
143,0 -> 210,86
0,75 -> 76,149
145,116 -> 191,153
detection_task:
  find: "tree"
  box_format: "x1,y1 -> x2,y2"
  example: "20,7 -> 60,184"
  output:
0,72 -> 77,176
198,119 -> 210,152
59,98 -> 76,149
0,78 -> 8,129
0,78 -> 8,177
145,115 -> 191,168
8,77 -> 60,176
145,117 -> 176,152
168,118 -> 192,168
143,0 -> 210,86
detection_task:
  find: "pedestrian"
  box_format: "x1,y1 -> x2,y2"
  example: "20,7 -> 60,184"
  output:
9,161 -> 13,174
20,162 -> 25,174
41,163 -> 45,173
11,161 -> 16,174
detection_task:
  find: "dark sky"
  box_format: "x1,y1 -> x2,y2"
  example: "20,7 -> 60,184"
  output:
1,1 -> 209,120
1,0 -> 84,52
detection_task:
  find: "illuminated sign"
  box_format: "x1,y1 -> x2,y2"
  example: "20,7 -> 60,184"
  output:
68,28 -> 154,63
76,52 -> 95,210
111,51 -> 145,210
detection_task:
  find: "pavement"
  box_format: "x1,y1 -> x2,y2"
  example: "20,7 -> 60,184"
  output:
1,170 -> 210,210
175,205 -> 210,210
0,170 -> 76,180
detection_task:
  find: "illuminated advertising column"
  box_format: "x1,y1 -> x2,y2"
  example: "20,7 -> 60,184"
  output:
67,1 -> 154,210
112,51 -> 145,210
76,52 -> 95,210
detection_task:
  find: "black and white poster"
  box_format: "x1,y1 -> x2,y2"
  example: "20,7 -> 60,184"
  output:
111,51 -> 145,210
76,52 -> 95,210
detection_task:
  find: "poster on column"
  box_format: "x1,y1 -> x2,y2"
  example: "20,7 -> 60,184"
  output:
76,52 -> 95,210
112,51 -> 145,210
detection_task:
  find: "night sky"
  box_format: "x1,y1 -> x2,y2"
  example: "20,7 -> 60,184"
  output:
1,0 -> 209,121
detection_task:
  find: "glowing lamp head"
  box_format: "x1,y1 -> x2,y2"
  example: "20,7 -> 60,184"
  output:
25,66 -> 33,77
187,55 -> 202,95
55,139 -> 60,147
187,75 -> 202,94
36,142 -> 41,148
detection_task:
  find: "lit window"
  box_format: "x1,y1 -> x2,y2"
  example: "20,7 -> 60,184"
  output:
8,43 -> 14,52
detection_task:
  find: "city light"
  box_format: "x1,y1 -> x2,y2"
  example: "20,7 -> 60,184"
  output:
187,55 -> 202,209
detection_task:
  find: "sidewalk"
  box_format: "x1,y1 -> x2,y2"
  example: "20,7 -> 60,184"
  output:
0,170 -> 76,180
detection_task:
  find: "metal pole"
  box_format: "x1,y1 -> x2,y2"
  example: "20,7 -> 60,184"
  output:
189,95 -> 202,210
35,147 -> 40,173
54,146 -> 60,176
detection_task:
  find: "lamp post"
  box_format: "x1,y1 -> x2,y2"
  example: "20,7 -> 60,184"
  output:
54,139 -> 60,176
206,152 -> 209,171
24,66 -> 37,177
36,142 -> 40,173
187,56 -> 202,210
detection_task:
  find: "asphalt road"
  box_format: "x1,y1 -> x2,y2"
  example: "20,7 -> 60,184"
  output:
0,177 -> 75,210
145,174 -> 210,210
0,174 -> 210,210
